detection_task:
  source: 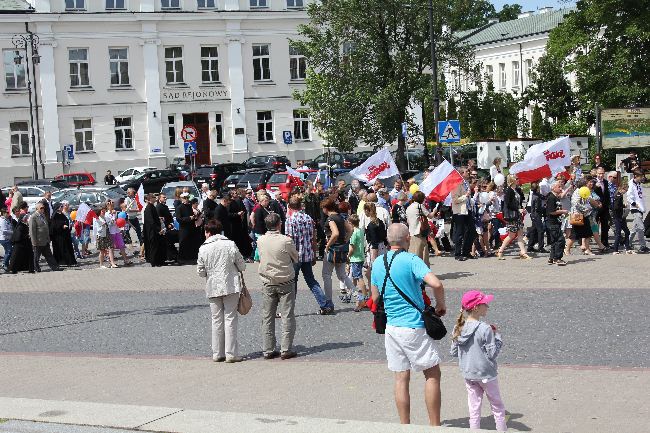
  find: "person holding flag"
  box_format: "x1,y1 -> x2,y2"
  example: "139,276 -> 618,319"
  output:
124,186 -> 144,246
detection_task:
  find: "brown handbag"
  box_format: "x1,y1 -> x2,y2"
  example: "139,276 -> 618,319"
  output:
569,212 -> 584,226
237,272 -> 253,315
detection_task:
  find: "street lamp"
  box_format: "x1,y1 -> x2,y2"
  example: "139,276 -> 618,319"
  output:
426,0 -> 442,166
12,28 -> 41,180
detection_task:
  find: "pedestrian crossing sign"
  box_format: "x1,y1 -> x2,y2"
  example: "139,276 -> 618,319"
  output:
438,120 -> 461,143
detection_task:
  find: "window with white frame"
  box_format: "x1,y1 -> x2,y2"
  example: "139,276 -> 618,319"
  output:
10,121 -> 30,156
197,0 -> 217,8
65,0 -> 86,10
451,70 -> 458,91
524,59 -> 533,87
109,48 -> 129,86
498,63 -> 506,89
215,113 -> 224,144
161,0 -> 181,9
293,110 -> 310,141
105,0 -> 126,9
3,50 -> 26,90
250,0 -> 267,8
114,117 -> 133,150
289,46 -> 306,80
74,119 -> 93,152
512,61 -> 520,89
168,115 -> 177,147
69,48 -> 90,87
485,64 -> 493,84
252,44 -> 271,81
257,111 -> 273,142
201,46 -> 219,83
165,47 -> 184,84
287,0 -> 304,8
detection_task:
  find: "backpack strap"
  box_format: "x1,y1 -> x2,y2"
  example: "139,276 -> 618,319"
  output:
380,250 -> 401,300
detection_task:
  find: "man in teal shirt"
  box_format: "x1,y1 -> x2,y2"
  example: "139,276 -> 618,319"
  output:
371,223 -> 446,426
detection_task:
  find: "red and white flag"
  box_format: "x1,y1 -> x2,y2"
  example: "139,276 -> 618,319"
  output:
525,136 -> 571,175
349,149 -> 399,184
285,165 -> 304,185
135,183 -> 145,211
75,202 -> 97,226
509,152 -> 553,184
419,160 -> 464,202
498,227 -> 509,241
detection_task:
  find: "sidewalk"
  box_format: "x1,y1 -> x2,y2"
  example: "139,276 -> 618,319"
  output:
1,354 -> 648,433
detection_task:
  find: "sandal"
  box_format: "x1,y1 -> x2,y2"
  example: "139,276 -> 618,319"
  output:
317,308 -> 334,315
496,251 -> 505,260
583,250 -> 595,256
519,253 -> 532,260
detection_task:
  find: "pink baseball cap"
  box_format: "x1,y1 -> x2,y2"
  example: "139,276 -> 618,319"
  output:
461,290 -> 494,310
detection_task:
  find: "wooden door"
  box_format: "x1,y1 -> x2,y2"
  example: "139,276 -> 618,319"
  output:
182,113 -> 211,166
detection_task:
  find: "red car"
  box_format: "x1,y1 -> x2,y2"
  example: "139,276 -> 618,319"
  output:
54,172 -> 96,186
266,171 -> 310,201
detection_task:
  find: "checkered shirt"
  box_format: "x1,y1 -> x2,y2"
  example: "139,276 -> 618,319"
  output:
285,210 -> 315,263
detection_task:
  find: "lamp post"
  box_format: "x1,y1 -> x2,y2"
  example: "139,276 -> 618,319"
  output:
427,0 -> 442,166
12,29 -> 41,180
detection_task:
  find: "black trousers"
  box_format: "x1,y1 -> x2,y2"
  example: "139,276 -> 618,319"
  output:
599,211 -> 610,246
129,217 -> 143,244
527,214 -> 545,249
452,214 -> 474,257
612,216 -> 630,252
547,223 -> 565,261
33,244 -> 59,271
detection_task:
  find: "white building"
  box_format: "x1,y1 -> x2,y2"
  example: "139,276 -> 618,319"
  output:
0,0 -> 326,186
445,7 -> 574,127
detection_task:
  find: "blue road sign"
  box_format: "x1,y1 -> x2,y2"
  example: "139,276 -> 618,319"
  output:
401,122 -> 408,138
438,120 -> 461,143
64,144 -> 74,160
184,141 -> 197,155
283,131 -> 293,145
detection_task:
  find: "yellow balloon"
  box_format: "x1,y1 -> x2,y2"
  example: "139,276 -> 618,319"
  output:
579,186 -> 590,199
409,184 -> 419,195
70,211 -> 77,220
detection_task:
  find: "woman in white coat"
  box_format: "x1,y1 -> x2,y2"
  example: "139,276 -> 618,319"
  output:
197,219 -> 246,363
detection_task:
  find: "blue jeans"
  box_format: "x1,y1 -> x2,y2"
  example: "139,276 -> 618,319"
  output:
294,261 -> 332,309
1,240 -> 12,268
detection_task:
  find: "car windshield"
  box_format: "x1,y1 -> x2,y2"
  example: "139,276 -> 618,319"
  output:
104,187 -> 126,200
195,167 -> 214,176
306,172 -> 327,184
161,184 -> 199,198
225,174 -> 242,182
268,174 -> 288,183
239,173 -> 267,183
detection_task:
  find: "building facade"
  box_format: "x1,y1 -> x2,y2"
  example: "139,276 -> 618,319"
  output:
0,0 -> 326,185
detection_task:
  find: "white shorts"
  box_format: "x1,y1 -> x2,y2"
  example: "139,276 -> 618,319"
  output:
385,325 -> 441,372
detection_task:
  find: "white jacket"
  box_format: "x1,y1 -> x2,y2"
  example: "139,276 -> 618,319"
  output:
627,181 -> 645,213
197,235 -> 246,298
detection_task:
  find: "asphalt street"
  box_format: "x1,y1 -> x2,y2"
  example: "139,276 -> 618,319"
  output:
1,287 -> 648,367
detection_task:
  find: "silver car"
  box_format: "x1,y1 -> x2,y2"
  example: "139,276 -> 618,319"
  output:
160,181 -> 202,217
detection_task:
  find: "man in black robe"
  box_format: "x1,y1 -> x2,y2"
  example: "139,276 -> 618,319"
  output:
202,191 -> 218,221
228,190 -> 252,258
156,193 -> 177,263
50,202 -> 77,267
8,212 -> 34,274
143,194 -> 166,267
214,195 -> 232,239
175,192 -> 200,264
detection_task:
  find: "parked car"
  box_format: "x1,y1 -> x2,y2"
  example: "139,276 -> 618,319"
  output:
243,155 -> 291,171
193,163 -> 246,191
114,166 -> 156,184
51,186 -> 127,212
235,170 -> 274,192
266,171 -> 306,201
391,149 -> 428,171
119,169 -> 184,194
220,171 -> 248,196
160,181 -> 201,217
354,150 -> 375,162
16,178 -> 70,189
306,151 -> 357,169
1,184 -> 60,212
54,172 -> 96,186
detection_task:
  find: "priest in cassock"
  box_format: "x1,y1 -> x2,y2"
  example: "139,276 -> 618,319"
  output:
143,194 -> 167,267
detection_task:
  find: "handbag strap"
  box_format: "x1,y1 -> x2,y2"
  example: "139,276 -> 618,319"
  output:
380,250 -> 401,300
383,251 -> 424,314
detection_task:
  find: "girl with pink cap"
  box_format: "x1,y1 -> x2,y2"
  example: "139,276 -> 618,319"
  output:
451,290 -> 507,432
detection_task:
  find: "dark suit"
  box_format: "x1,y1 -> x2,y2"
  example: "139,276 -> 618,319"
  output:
593,178 -> 610,246
156,201 -> 177,261
39,199 -> 53,222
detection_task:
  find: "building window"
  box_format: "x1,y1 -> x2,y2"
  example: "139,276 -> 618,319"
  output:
257,111 -> 273,142
197,0 -> 216,8
201,46 -> 219,83
512,61 -> 520,89
250,0 -> 267,8
165,47 -> 184,84
287,0 -> 303,8
114,117 -> 133,150
106,0 -> 126,9
69,48 -> 90,87
161,0 -> 181,9
498,63 -> 506,89
109,48 -> 129,86
289,47 -> 306,81
65,0 -> 86,10
168,115 -> 177,147
10,121 -> 30,156
293,110 -> 310,141
4,50 -> 26,90
485,64 -> 493,84
450,70 -> 458,92
214,113 -> 224,144
524,59 -> 533,87
252,44 -> 271,81
74,119 -> 93,152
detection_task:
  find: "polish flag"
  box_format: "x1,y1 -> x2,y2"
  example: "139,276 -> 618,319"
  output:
349,148 -> 399,184
285,165 -> 304,185
135,183 -> 145,211
509,153 -> 552,184
419,160 -> 464,202
75,202 -> 97,226
498,227 -> 509,241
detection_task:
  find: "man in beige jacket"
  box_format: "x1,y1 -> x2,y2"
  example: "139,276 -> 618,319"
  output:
257,213 -> 299,360
28,203 -> 61,272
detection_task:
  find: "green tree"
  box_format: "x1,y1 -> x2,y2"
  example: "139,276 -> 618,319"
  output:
447,97 -> 458,120
294,0 -> 472,169
497,4 -> 522,22
493,92 -> 519,139
531,105 -> 553,139
446,0 -> 496,31
545,0 -> 650,119
524,53 -> 577,123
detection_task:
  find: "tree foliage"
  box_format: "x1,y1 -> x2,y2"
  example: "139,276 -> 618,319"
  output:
293,0 -> 473,169
446,1 -> 523,31
496,4 -> 522,22
524,53 -> 577,123
530,105 -> 553,140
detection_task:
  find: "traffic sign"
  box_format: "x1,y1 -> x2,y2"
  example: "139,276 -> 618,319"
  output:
63,144 -> 74,160
181,125 -> 198,142
401,122 -> 408,138
438,120 -> 461,143
184,141 -> 197,155
283,131 -> 293,145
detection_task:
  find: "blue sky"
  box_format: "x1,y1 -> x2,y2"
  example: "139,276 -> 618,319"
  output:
491,0 -> 576,12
